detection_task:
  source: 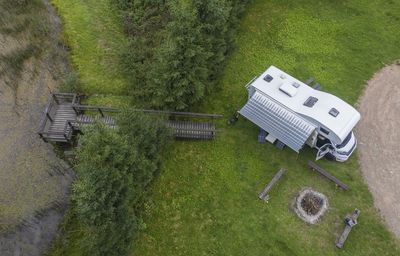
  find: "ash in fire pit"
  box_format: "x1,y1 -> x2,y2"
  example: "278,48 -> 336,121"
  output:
294,188 -> 328,224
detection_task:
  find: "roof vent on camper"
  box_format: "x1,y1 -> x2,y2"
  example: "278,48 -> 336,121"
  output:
279,82 -> 298,97
292,82 -> 300,88
329,108 -> 339,117
303,96 -> 318,107
263,74 -> 273,82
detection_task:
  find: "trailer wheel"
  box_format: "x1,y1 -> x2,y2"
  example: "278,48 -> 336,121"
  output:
325,153 -> 336,161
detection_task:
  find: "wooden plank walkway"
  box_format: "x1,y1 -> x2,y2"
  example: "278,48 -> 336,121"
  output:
47,104 -> 76,142
167,120 -> 216,140
39,93 -> 222,143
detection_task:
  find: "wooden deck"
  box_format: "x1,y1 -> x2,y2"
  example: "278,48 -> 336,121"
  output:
38,93 -> 222,143
38,93 -> 117,143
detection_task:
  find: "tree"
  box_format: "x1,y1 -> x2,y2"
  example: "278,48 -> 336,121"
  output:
72,111 -> 171,255
115,0 -> 250,110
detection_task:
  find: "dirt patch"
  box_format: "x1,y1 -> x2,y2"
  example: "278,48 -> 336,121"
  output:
357,63 -> 400,238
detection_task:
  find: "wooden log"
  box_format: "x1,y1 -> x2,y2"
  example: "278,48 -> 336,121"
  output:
308,161 -> 349,190
336,209 -> 360,249
258,168 -> 286,201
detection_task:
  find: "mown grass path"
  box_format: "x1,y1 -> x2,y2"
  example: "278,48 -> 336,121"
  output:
51,0 -> 128,105
133,0 -> 400,255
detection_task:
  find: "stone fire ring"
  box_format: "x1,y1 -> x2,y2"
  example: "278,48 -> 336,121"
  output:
294,188 -> 329,224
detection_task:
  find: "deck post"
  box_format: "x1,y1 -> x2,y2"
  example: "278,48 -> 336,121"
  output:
52,94 -> 59,105
72,105 -> 79,115
46,112 -> 53,122
98,108 -> 104,117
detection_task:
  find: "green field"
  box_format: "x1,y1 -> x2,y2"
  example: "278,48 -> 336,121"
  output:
51,0 -> 128,105
49,0 -> 400,255
133,0 -> 400,255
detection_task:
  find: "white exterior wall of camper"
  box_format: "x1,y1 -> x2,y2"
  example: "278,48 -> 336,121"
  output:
239,66 -> 361,162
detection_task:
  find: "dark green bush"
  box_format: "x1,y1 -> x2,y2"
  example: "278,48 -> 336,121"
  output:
72,110 -> 171,255
115,0 -> 250,110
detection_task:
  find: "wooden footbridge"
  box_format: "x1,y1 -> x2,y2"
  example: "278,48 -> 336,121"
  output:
38,93 -> 222,143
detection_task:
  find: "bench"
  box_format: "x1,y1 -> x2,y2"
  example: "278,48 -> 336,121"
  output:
258,169 -> 286,201
308,161 -> 349,190
336,209 -> 360,248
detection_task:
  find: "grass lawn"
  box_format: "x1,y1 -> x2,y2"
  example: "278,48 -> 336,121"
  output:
51,0 -> 128,100
132,0 -> 400,255
49,0 -> 400,255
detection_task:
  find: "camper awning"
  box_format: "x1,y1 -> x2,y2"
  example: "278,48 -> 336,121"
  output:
239,91 -> 317,152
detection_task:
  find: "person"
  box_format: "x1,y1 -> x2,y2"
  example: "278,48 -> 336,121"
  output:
345,217 -> 357,227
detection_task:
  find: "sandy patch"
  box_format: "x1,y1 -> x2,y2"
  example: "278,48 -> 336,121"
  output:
356,63 -> 400,238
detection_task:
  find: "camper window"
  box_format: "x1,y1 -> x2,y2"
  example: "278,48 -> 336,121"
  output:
337,133 -> 352,149
320,127 -> 330,135
329,108 -> 339,117
264,74 -> 273,82
303,96 -> 318,107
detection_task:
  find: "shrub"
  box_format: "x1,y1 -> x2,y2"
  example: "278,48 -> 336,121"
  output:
115,0 -> 250,110
72,110 -> 171,255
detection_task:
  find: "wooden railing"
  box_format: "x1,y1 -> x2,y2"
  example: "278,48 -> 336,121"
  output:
72,104 -> 119,117
72,106 -> 223,119
128,109 -> 223,119
38,93 -> 79,138
38,95 -> 57,137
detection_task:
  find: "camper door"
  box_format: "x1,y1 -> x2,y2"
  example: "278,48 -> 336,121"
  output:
316,143 -> 331,161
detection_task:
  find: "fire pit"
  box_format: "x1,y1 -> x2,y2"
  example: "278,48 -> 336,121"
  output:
294,188 -> 328,224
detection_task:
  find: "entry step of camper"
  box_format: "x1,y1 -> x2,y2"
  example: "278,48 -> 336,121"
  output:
257,128 -> 285,150
266,133 -> 276,144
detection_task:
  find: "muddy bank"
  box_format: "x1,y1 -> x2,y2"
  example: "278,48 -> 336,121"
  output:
356,63 -> 400,238
0,0 -> 74,255
0,201 -> 69,256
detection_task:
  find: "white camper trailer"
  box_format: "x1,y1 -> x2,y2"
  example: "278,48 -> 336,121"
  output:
239,66 -> 361,162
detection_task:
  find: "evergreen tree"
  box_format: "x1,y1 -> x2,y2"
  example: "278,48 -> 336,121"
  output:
72,111 -> 171,255
114,0 -> 250,109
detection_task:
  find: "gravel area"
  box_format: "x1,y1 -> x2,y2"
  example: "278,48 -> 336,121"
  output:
356,63 -> 400,238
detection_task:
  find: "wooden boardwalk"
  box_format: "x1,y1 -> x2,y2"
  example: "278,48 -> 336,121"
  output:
38,93 -> 117,143
38,93 -> 222,143
168,120 -> 215,140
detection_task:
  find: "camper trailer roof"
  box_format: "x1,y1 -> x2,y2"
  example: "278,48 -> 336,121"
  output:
249,66 -> 360,143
